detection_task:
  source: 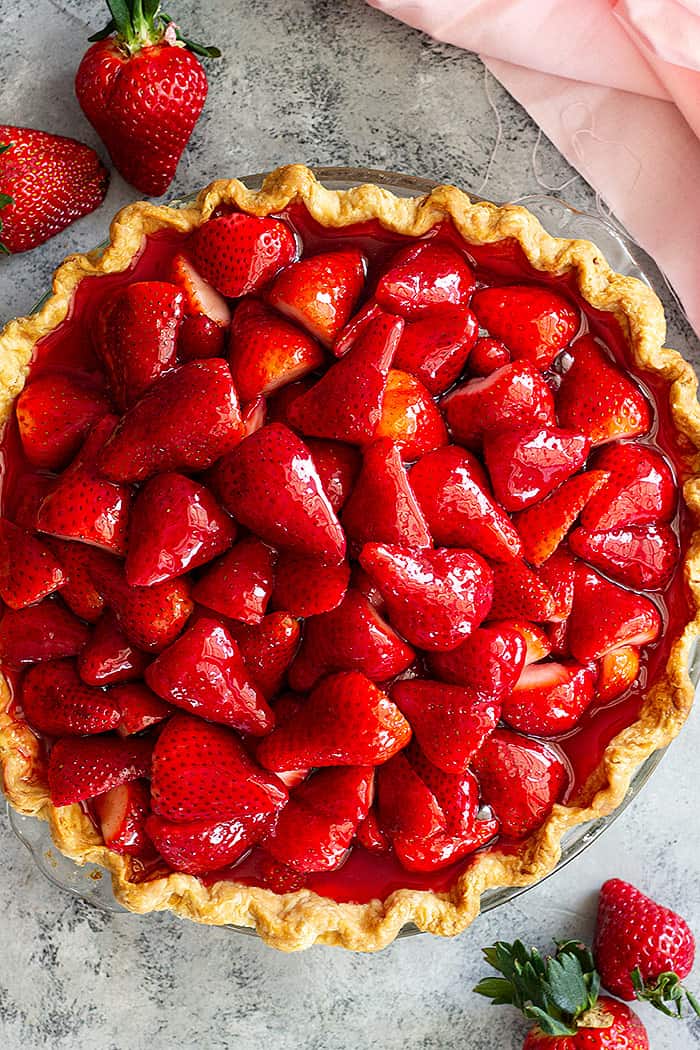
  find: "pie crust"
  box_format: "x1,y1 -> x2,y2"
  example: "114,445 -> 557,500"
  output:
1,164 -> 699,952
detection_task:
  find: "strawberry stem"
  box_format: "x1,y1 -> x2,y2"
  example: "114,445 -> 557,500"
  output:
630,967 -> 700,1019
88,0 -> 220,57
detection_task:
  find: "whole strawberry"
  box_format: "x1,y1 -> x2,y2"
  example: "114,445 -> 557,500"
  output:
595,878 -> 699,1017
475,939 -> 649,1048
76,2 -> 220,196
0,127 -> 108,253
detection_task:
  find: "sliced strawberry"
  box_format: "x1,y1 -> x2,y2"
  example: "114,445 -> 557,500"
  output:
442,361 -> 555,447
229,298 -> 324,402
126,473 -> 236,587
428,624 -> 526,698
469,336 -> 511,376
373,369 -> 448,460
546,619 -> 570,658
355,809 -> 390,853
257,671 -> 410,770
150,713 -> 287,822
270,552 -> 349,617
569,524 -> 679,590
513,469 -> 610,566
488,559 -> 557,621
0,600 -> 90,667
94,281 -> 184,408
267,248 -> 365,346
147,812 -> 268,875
15,371 -> 111,470
46,538 -> 105,622
287,312 -> 402,443
495,619 -> 552,665
483,424 -> 590,511
568,565 -> 662,661
597,646 -> 640,703
78,611 -> 150,686
331,301 -> 383,357
410,445 -> 522,559
48,734 -> 153,807
407,744 -> 483,835
501,660 -> 597,736
375,242 -> 474,319
88,550 -> 193,652
22,658 -> 121,736
189,212 -> 297,298
229,612 -> 301,699
341,438 -> 432,551
264,766 -> 374,873
537,546 -> 577,622
256,854 -> 307,893
359,543 -> 493,652
306,438 -> 361,512
211,423 -> 345,563
169,252 -> 231,325
99,360 -> 244,482
391,679 -> 499,772
556,336 -> 651,445
265,376 -> 313,427
11,473 -> 55,531
94,779 -> 153,857
393,303 -> 478,394
192,536 -> 275,624
579,443 -> 676,531
37,415 -> 131,555
178,314 -> 227,361
111,682 -> 173,737
145,617 -> 273,735
288,589 -> 413,691
471,284 -> 579,369
239,395 -> 266,439
0,519 -> 64,609
471,729 -> 568,838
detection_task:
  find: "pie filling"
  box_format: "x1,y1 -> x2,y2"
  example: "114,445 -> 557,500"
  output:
0,201 -> 691,906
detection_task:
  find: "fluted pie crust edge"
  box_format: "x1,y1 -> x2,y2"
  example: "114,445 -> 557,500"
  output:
1,164 -> 699,952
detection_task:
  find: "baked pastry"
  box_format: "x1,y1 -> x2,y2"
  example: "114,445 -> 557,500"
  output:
0,164 -> 698,952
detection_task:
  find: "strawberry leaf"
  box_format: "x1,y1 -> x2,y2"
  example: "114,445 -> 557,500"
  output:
631,966 -> 700,1019
0,191 -> 13,255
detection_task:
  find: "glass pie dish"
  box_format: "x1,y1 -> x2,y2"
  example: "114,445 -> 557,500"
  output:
4,166 -> 698,941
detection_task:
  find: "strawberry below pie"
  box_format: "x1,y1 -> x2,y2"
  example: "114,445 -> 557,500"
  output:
0,165 -> 698,951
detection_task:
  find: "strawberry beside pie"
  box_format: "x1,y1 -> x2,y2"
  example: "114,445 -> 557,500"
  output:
0,165 -> 698,952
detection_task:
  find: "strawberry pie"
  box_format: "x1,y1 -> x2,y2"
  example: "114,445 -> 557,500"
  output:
0,165 -> 698,951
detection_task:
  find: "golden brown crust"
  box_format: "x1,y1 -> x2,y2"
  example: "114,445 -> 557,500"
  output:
1,164 -> 699,952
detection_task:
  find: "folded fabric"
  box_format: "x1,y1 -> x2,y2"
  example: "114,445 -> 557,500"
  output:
367,0 -> 700,335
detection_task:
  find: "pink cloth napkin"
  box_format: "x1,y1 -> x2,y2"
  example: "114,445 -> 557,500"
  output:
367,0 -> 700,336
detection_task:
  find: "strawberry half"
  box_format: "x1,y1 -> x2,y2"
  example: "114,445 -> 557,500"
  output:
15,371 -> 112,471
580,443 -> 676,532
229,298 -> 324,402
0,600 -> 90,668
150,713 -> 287,822
146,812 -> 268,875
192,536 -> 275,624
190,212 -> 297,297
287,311 -> 403,443
468,336 -> 511,376
306,439 -> 361,512
569,524 -> 679,590
48,734 -> 153,807
341,438 -> 432,551
483,424 -> 590,512
78,611 -> 150,686
0,519 -> 64,609
145,617 -> 273,734
229,612 -> 301,699
374,369 -> 448,460
169,253 -> 231,326
270,552 -> 349,618
264,766 -> 374,874
391,679 -> 499,772
393,303 -> 478,394
375,242 -> 474,318
111,682 -> 173,737
37,415 -> 131,555
471,284 -> 579,369
257,671 -> 410,770
556,336 -> 651,445
568,566 -> 661,661
94,779 -> 153,858
596,647 -> 640,703
442,361 -> 555,447
211,423 -> 346,564
178,315 -> 227,361
94,281 -> 184,409
472,729 -> 568,838
267,249 -> 365,346
538,546 -> 577,622
126,473 -> 236,587
360,543 -> 493,651
46,538 -> 106,622
501,660 -> 597,736
513,469 -> 610,566
428,623 -> 526,699
22,659 -> 121,736
410,445 -> 523,560
488,559 -> 557,622
98,360 -> 244,483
